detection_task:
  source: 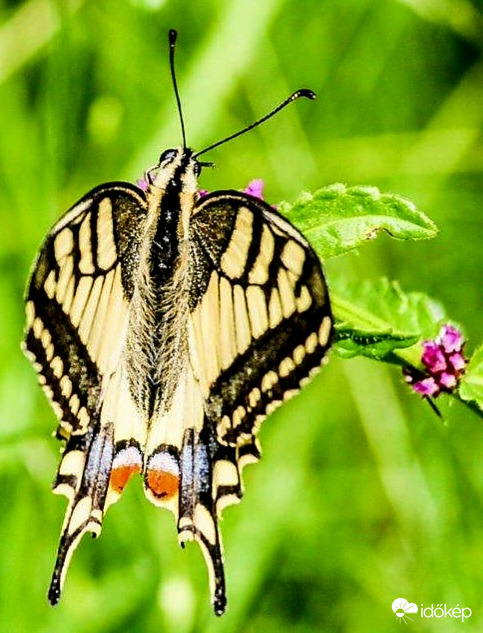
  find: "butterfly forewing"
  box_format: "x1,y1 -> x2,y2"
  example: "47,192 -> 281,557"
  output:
189,191 -> 332,455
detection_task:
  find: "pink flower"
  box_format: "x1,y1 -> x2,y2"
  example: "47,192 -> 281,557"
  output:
137,178 -> 149,191
439,373 -> 457,389
439,325 -> 463,353
243,179 -> 265,200
421,342 -> 447,372
404,324 -> 467,399
448,353 -> 466,371
413,377 -> 439,397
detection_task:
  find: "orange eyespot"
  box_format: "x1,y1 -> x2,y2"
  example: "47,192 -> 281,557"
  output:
145,449 -> 180,499
110,464 -> 141,493
109,446 -> 143,493
146,469 -> 179,499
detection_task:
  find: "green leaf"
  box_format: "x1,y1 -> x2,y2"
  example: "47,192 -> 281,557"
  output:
280,184 -> 438,258
334,325 -> 419,361
459,345 -> 483,411
330,278 -> 446,362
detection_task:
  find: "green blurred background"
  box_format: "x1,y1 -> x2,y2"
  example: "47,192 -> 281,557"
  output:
1,0 -> 482,631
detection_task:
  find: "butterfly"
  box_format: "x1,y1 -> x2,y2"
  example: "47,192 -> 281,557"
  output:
23,30 -> 333,615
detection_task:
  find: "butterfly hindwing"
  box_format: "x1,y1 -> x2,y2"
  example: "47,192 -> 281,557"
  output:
140,314 -> 230,613
23,183 -> 148,602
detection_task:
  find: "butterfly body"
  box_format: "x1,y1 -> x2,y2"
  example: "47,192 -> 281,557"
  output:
126,148 -> 196,416
24,143 -> 332,614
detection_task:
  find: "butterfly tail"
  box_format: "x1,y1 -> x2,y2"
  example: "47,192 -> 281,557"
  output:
48,420 -> 115,605
177,426 -> 227,616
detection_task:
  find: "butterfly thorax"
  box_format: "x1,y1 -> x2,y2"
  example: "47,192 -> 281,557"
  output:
125,148 -> 199,417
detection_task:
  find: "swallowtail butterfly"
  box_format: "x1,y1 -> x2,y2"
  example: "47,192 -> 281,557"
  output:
23,30 -> 333,615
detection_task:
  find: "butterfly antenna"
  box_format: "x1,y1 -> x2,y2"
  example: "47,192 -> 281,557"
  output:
194,89 -> 316,158
169,29 -> 187,150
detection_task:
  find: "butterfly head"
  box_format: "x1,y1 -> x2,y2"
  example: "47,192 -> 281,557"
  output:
143,147 -> 202,193
158,147 -> 199,173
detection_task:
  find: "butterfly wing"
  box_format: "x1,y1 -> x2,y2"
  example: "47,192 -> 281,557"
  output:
182,190 -> 333,612
23,183 -> 148,603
